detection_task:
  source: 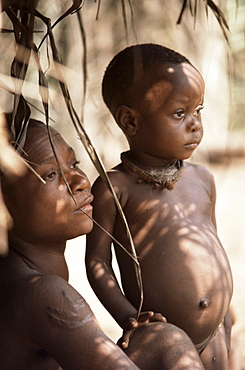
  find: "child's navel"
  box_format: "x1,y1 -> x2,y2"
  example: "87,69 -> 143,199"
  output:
199,298 -> 210,308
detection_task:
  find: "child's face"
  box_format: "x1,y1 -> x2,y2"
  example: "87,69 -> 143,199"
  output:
4,125 -> 94,245
129,62 -> 205,164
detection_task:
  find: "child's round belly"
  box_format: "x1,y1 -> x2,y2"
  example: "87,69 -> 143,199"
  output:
128,238 -> 233,344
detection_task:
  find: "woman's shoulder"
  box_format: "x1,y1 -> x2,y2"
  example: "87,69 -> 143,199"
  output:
13,271 -> 94,336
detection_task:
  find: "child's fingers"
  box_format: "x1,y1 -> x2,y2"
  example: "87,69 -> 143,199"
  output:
117,330 -> 134,349
127,317 -> 138,329
150,312 -> 167,322
119,312 -> 166,349
137,311 -> 154,323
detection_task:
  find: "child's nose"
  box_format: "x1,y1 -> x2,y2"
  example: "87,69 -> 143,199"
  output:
68,171 -> 90,194
188,115 -> 202,132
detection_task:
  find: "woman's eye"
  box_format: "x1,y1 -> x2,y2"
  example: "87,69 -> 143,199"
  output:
71,161 -> 80,169
173,110 -> 185,119
45,171 -> 58,180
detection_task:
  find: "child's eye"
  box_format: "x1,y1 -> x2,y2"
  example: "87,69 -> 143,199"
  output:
173,110 -> 185,120
194,105 -> 204,116
70,161 -> 80,169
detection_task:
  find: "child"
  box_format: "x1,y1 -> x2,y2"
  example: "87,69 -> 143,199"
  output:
0,118 -> 205,369
85,44 -> 233,370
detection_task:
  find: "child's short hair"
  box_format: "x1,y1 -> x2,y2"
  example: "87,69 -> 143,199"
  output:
102,43 -> 191,114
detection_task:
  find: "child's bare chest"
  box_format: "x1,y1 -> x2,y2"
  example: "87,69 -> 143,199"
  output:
121,175 -> 212,234
113,175 -> 233,343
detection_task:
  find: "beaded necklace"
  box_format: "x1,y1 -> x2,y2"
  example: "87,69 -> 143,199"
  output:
121,151 -> 183,190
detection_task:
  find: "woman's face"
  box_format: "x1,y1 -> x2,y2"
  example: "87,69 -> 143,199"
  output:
4,125 -> 94,245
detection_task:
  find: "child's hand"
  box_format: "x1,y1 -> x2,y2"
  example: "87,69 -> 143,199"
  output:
118,311 -> 167,349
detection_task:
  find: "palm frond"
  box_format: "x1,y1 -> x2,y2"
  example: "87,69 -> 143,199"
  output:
76,10 -> 87,120
4,2 -> 35,150
39,14 -> 143,315
177,0 -> 230,42
1,0 -> 235,313
1,0 -> 144,314
207,0 -> 230,42
95,0 -> 101,21
51,0 -> 85,29
176,0 -> 188,25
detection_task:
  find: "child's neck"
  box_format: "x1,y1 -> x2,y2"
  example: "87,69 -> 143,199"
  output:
121,150 -> 183,190
126,150 -> 176,168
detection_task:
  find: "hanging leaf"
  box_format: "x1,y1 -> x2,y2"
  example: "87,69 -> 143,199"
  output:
11,95 -> 31,150
43,17 -> 143,316
177,0 -> 229,42
1,0 -> 19,13
4,2 -> 34,150
207,0 -> 230,43
37,0 -> 84,49
121,0 -> 129,43
76,10 -> 87,120
95,0 -> 101,20
51,0 -> 85,29
176,0 -> 188,25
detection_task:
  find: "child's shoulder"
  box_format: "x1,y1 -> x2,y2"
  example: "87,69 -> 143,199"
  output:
184,162 -> 216,197
92,162 -> 130,191
184,161 -> 214,181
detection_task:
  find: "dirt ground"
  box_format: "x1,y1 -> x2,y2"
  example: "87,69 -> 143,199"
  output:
66,158 -> 245,368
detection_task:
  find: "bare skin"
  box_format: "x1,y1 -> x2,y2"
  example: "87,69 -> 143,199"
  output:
0,122 -> 205,369
86,62 -> 233,370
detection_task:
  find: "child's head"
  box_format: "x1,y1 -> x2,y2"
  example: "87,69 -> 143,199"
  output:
102,43 -> 205,162
2,119 -> 93,244
102,43 -> 192,116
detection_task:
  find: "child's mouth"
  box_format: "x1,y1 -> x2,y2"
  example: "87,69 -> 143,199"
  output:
184,142 -> 198,149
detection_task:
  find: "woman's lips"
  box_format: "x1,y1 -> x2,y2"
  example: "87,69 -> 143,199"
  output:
74,195 -> 94,213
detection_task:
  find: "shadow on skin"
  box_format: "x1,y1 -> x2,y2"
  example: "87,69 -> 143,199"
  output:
124,322 -> 204,369
94,184 -> 232,344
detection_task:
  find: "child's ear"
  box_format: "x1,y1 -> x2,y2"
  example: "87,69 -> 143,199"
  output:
115,105 -> 138,136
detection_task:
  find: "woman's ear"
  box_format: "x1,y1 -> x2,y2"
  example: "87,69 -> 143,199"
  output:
115,105 -> 138,136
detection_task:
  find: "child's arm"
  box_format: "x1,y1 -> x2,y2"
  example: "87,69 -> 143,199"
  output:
210,172 -> 217,229
196,163 -> 218,229
85,174 -> 139,326
85,174 -> 165,348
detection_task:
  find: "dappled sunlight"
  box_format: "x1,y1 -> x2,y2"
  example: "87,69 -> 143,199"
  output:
88,259 -> 118,291
30,275 -> 42,283
124,323 -> 205,369
109,172 -> 233,345
92,328 -> 203,369
94,336 -> 118,355
55,195 -> 67,213
93,336 -> 136,368
158,226 -> 169,237
138,239 -> 155,259
92,262 -> 105,280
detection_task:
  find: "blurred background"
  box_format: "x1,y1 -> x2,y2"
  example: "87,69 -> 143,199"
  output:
0,0 -> 244,367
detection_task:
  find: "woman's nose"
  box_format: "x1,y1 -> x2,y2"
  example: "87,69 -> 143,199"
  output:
68,170 -> 90,195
